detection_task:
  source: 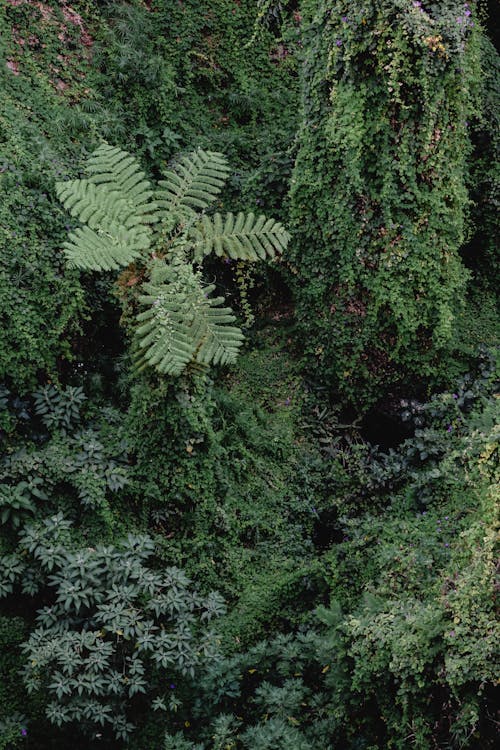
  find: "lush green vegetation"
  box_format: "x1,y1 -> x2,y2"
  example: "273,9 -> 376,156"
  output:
0,1 -> 498,749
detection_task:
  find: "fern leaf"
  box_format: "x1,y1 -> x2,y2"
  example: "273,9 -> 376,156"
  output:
86,144 -> 158,223
56,144 -> 158,270
63,225 -> 149,271
195,300 -> 245,367
135,289 -> 197,376
156,149 -> 230,217
57,180 -> 143,229
190,212 -> 290,262
134,269 -> 243,375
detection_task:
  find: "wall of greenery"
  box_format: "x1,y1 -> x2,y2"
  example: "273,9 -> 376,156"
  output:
0,1 -> 498,748
289,0 -> 495,407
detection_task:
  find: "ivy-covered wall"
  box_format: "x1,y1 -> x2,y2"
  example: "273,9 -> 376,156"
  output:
289,0 -> 484,408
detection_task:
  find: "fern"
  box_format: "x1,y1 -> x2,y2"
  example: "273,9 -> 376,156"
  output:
156,148 -> 230,218
191,211 -> 290,262
134,264 -> 243,375
56,145 -> 157,271
56,142 -> 290,376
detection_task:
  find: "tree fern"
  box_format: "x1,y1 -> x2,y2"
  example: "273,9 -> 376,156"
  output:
56,142 -> 290,376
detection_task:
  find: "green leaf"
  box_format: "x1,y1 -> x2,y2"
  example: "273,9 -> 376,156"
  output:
191,211 -> 290,262
134,267 -> 243,376
55,144 -> 158,271
157,149 -> 230,218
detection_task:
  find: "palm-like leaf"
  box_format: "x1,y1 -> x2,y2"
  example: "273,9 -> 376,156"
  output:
156,149 -> 230,218
190,212 -> 290,262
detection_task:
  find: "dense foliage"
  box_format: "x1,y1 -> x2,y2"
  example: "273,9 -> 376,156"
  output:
290,0 -> 490,406
0,1 -> 498,749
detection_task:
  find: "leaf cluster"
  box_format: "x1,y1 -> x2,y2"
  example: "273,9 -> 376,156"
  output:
0,386 -> 129,531
0,514 -> 225,741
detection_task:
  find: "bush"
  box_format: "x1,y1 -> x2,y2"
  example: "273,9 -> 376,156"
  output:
0,515 -> 225,742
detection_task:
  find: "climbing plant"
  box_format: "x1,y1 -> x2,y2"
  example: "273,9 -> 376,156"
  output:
289,0 -> 483,407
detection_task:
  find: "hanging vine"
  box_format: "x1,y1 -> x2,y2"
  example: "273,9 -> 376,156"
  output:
289,0 -> 484,408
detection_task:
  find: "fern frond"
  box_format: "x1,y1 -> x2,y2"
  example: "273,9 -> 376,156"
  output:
56,144 -> 158,271
156,149 -> 230,217
62,224 -> 150,271
194,298 -> 245,367
134,268 -> 243,375
190,211 -> 290,262
86,144 -> 159,223
57,180 -> 145,230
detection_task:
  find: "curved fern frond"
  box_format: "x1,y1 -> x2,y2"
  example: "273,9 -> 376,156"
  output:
194,299 -> 245,367
56,145 -> 158,271
86,144 -> 159,224
156,149 -> 230,218
134,266 -> 243,375
57,179 -> 150,231
190,212 -> 290,262
62,224 -> 150,271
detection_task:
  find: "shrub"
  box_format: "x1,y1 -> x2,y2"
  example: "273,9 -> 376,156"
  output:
0,514 -> 225,742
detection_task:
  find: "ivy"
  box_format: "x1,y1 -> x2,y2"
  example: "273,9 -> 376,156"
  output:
289,0 -> 485,407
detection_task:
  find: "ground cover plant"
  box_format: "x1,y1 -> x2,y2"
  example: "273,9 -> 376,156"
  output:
0,1 -> 498,749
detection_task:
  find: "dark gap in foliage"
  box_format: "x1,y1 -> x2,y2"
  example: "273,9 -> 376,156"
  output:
361,408 -> 414,450
312,506 -> 343,550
